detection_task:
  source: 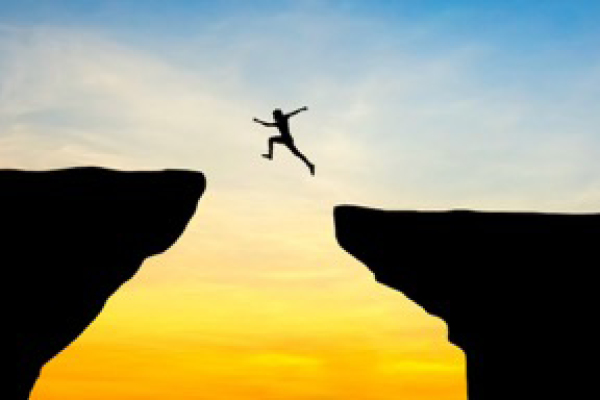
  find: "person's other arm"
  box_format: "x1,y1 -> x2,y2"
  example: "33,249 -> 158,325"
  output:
253,117 -> 276,127
285,106 -> 308,118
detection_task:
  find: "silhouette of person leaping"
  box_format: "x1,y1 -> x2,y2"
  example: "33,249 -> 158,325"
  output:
253,106 -> 315,175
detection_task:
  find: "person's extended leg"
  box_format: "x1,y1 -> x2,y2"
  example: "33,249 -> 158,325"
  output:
287,143 -> 315,175
263,136 -> 283,159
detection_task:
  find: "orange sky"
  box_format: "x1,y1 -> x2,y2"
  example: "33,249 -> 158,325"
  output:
30,208 -> 466,400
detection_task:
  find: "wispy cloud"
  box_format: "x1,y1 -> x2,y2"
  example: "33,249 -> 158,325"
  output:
2,10 -> 600,213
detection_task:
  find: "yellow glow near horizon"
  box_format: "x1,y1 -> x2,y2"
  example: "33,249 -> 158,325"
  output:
30,222 -> 467,400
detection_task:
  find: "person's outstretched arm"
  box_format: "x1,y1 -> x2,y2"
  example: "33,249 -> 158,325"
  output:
286,106 -> 308,118
253,117 -> 276,127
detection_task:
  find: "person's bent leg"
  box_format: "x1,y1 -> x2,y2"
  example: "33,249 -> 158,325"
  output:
263,136 -> 283,159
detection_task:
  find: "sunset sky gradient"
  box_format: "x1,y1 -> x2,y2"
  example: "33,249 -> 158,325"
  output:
3,1 -> 600,399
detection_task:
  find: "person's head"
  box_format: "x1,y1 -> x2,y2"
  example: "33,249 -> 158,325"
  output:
273,108 -> 284,120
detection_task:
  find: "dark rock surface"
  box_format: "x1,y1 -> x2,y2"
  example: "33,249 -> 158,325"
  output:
334,205 -> 598,400
6,167 -> 205,399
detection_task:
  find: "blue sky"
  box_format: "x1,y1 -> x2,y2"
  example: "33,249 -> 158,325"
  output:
2,1 -> 599,38
1,0 -> 600,212
2,1 -> 599,81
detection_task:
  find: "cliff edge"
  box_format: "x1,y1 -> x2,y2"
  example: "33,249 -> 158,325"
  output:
335,205 -> 598,400
7,167 -> 205,399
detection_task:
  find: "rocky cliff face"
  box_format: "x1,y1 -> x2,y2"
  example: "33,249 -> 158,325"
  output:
335,205 -> 598,400
6,167 -> 205,399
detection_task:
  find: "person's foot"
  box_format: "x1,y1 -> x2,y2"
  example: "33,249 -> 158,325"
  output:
262,154 -> 272,160
308,163 -> 315,176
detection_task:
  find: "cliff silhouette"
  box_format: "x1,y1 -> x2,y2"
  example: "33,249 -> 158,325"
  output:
334,205 -> 598,400
7,167 -> 205,399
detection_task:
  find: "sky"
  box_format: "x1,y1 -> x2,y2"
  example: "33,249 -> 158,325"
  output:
3,1 -> 600,399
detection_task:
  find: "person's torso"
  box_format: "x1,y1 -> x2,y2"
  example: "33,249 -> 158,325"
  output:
276,120 -> 292,138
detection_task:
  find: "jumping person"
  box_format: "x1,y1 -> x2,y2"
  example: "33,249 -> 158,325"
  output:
253,106 -> 315,176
